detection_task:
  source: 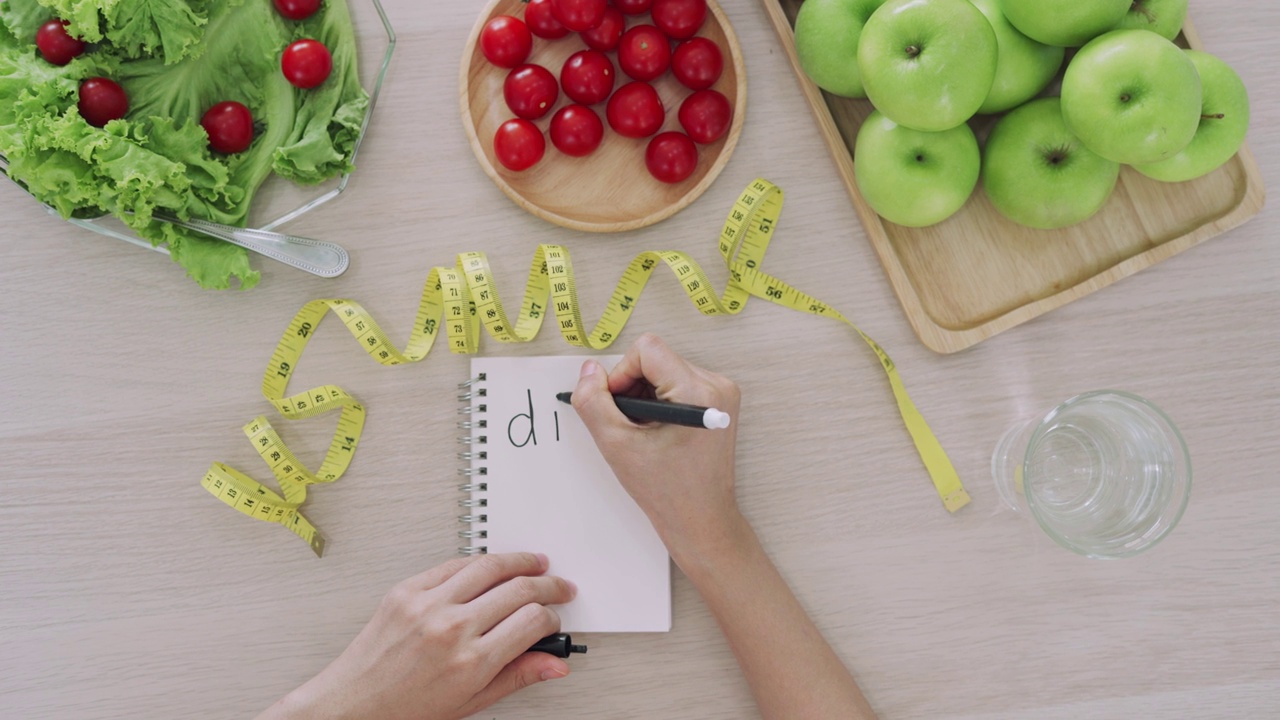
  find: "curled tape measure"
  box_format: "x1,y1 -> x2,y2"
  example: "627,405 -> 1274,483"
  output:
202,179 -> 970,556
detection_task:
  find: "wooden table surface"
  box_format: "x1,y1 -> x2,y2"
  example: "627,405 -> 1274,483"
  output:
2,1 -> 1277,718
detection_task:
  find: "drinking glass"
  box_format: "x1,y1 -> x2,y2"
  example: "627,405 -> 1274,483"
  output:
991,390 -> 1192,559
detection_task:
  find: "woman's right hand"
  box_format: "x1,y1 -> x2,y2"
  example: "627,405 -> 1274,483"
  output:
570,334 -> 747,567
574,335 -> 878,720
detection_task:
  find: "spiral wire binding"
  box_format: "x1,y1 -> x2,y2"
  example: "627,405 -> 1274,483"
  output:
457,373 -> 489,555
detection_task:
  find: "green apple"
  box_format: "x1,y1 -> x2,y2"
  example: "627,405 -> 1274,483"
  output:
1112,0 -> 1187,40
794,0 -> 890,98
856,0 -> 996,131
853,110 -> 979,227
969,0 -> 1065,114
982,97 -> 1120,229
1061,29 -> 1201,165
1134,51 -> 1250,182
1000,0 -> 1129,47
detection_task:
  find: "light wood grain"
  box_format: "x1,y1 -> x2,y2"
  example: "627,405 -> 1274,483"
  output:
459,0 -> 747,232
1,1 -> 1278,719
764,0 -> 1266,353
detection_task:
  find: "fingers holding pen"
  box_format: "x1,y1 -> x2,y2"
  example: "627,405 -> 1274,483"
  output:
607,334 -> 740,412
461,605 -> 571,716
607,333 -> 693,397
457,648 -> 570,718
572,358 -> 635,440
574,338 -> 725,437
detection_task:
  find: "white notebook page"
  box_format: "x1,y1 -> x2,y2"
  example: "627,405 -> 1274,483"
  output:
468,355 -> 671,633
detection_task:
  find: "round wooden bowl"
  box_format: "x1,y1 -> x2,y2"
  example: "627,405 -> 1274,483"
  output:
459,0 -> 747,233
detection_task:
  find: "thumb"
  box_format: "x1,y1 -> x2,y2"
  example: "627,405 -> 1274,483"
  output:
458,653 -> 570,715
570,360 -> 624,433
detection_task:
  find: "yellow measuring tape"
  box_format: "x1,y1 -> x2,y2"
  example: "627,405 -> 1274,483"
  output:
202,179 -> 969,556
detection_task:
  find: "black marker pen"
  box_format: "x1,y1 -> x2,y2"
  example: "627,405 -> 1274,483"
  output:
556,392 -> 731,429
529,633 -> 588,658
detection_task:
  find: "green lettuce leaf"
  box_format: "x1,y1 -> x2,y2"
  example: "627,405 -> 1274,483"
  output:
25,0 -> 110,44
104,0 -> 211,65
0,0 -> 52,44
0,33 -> 258,288
6,0 -> 215,65
0,0 -> 368,289
113,0 -> 293,225
273,0 -> 367,184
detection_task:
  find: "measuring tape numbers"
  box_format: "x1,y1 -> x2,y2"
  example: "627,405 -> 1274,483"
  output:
202,178 -> 969,556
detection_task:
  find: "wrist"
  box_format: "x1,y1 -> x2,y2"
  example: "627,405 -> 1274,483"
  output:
664,509 -> 758,580
257,680 -> 332,720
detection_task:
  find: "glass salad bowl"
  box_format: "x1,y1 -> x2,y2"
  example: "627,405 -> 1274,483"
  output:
57,0 -> 396,258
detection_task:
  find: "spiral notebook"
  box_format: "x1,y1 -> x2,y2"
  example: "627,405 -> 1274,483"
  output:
458,355 -> 671,633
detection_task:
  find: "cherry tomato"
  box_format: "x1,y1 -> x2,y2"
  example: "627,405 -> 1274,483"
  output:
77,77 -> 128,128
678,89 -> 731,144
494,118 -> 545,171
524,0 -> 570,39
200,101 -> 255,154
580,6 -> 624,51
550,0 -> 606,33
613,0 -> 653,14
651,0 -> 706,40
671,37 -> 722,91
550,104 -> 604,157
35,20 -> 84,66
645,131 -> 698,183
504,64 -> 559,120
617,25 -> 670,82
480,15 -> 532,69
606,81 -> 664,139
273,0 -> 322,21
281,39 -> 332,89
560,50 -> 615,106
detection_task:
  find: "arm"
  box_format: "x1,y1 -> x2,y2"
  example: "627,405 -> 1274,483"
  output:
257,552 -> 575,720
571,333 -> 877,720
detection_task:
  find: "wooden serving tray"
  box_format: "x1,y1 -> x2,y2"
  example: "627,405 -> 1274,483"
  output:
763,1 -> 1266,353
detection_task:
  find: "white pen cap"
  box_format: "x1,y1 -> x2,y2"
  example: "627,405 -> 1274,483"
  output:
702,408 -> 732,429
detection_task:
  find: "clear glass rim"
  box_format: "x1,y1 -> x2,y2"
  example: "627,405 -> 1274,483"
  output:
1023,389 -> 1193,559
